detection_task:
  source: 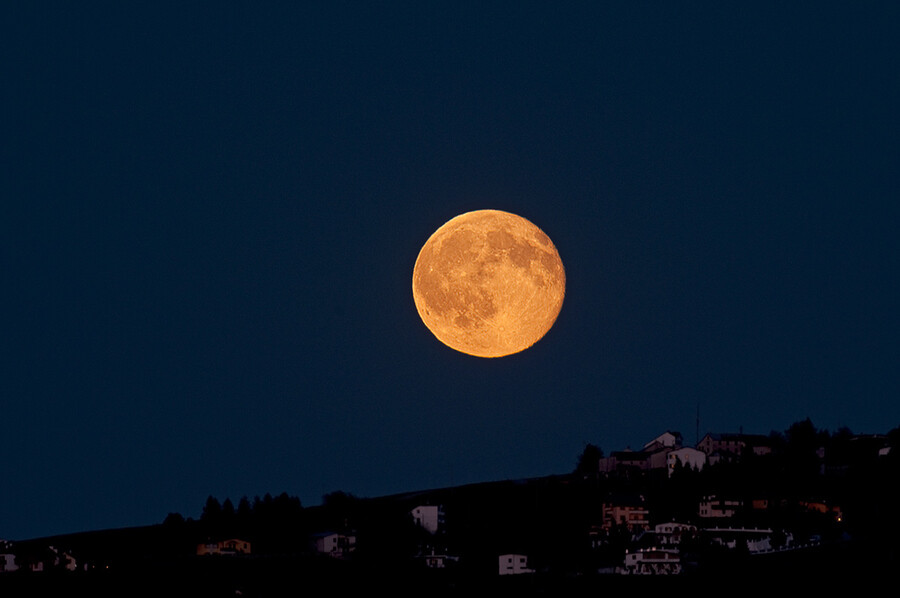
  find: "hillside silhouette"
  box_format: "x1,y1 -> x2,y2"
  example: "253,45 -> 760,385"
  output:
3,419 -> 899,594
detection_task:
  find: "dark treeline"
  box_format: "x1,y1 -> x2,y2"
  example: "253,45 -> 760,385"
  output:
170,492 -> 307,555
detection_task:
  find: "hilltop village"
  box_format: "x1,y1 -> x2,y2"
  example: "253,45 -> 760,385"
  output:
2,419 -> 899,592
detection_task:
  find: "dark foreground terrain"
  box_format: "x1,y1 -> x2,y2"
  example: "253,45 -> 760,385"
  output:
3,421 -> 898,595
0,542 -> 888,598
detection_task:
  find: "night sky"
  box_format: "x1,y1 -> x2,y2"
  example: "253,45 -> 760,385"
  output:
4,3 -> 899,541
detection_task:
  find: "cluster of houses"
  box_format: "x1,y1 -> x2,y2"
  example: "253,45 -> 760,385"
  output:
196,538 -> 252,556
389,430 -> 868,576
304,505 -> 451,564
602,429 -> 891,479
625,428 -> 897,573
590,430 -> 853,574
597,430 -> 773,478
193,523 -> 533,577
3,429 -> 888,577
297,491 -> 799,575
0,540 -> 81,573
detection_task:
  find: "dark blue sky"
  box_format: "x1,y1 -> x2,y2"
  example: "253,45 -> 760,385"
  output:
4,3 -> 899,540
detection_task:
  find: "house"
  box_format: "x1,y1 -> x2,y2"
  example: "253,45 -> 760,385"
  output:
643,431 -> 682,453
587,525 -> 605,549
645,431 -> 684,471
667,447 -> 706,476
703,527 -> 775,551
698,495 -> 741,518
196,538 -> 251,556
0,553 -> 17,573
849,434 -> 888,458
599,449 -> 652,476
49,546 -> 78,571
1,544 -> 79,573
498,554 -> 533,575
411,504 -> 444,534
797,499 -> 842,522
419,547 -> 459,569
311,531 -> 356,559
746,536 -> 773,553
697,433 -> 773,460
654,522 -> 697,545
602,495 -> 650,532
600,432 -> 686,476
600,432 -> 686,475
0,541 -> 16,573
647,448 -> 671,471
619,548 -> 681,575
703,449 -> 734,467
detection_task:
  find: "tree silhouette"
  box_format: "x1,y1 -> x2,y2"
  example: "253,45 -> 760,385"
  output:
574,443 -> 603,477
236,496 -> 252,526
163,512 -> 185,526
201,496 -> 222,524
782,418 -> 826,494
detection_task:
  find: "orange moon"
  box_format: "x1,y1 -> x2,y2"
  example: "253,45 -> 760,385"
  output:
412,209 -> 565,358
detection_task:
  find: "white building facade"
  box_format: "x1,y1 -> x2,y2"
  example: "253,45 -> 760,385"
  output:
698,496 -> 741,518
654,522 -> 697,545
312,532 -> 356,559
498,554 -> 534,575
411,505 -> 444,535
0,553 -> 17,572
620,549 -> 681,575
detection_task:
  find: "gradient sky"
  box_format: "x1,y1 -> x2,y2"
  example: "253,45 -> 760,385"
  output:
3,3 -> 899,541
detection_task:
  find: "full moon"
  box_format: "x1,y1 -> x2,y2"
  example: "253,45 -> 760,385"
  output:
412,209 -> 565,358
